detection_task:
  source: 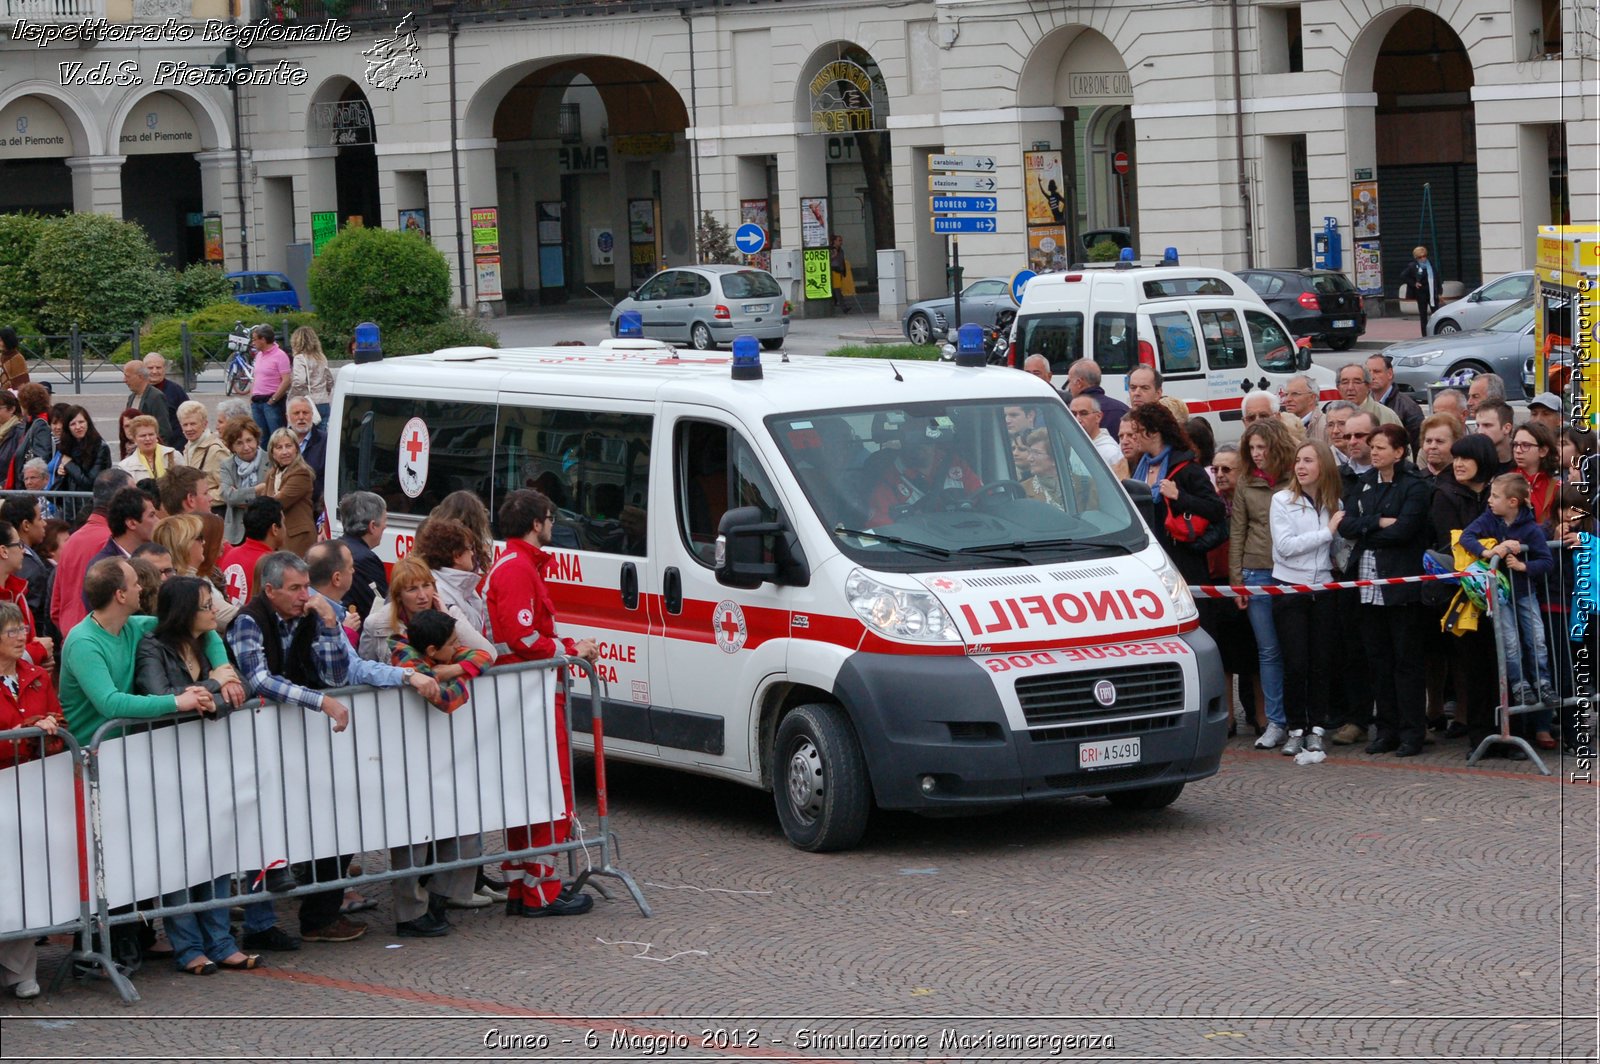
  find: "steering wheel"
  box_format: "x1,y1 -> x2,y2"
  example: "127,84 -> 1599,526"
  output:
914,487 -> 978,514
975,479 -> 1028,504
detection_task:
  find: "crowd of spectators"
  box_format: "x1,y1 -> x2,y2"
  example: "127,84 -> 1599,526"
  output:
0,337 -> 597,996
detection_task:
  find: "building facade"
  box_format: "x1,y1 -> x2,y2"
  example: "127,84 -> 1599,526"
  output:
1,0 -> 1592,312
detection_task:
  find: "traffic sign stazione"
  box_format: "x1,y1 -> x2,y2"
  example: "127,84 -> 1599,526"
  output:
734,223 -> 767,254
1113,151 -> 1130,175
929,174 -> 998,193
931,217 -> 998,235
929,154 -> 996,172
930,196 -> 997,214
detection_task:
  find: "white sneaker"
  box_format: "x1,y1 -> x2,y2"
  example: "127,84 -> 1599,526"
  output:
1254,723 -> 1287,750
14,979 -> 40,999
1304,728 -> 1326,754
446,890 -> 495,910
474,883 -> 508,903
1281,729 -> 1305,756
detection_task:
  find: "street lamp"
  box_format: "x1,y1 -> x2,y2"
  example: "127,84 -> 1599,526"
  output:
210,46 -> 252,270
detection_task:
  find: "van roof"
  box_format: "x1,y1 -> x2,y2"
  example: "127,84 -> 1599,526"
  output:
1021,265 -> 1263,305
336,344 -> 1066,414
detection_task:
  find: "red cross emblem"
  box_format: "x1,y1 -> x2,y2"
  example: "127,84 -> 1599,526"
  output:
713,599 -> 746,653
719,611 -> 741,641
928,578 -> 957,592
224,565 -> 248,605
404,431 -> 425,463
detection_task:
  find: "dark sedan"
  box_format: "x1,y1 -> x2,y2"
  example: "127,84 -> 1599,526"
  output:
1236,268 -> 1366,351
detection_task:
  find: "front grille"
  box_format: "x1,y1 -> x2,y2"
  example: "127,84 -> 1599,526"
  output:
1028,713 -> 1182,742
1014,662 -> 1183,727
1045,762 -> 1171,789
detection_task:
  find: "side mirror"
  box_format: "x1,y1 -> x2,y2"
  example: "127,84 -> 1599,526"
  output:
715,506 -> 810,589
1121,478 -> 1156,530
1467,291 -> 1481,302
1294,337 -> 1313,371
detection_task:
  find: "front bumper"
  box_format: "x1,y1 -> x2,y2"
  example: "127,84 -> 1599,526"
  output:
832,627 -> 1229,811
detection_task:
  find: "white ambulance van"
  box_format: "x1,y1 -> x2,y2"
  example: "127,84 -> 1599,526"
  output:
327,342 -> 1228,851
1013,265 -> 1338,439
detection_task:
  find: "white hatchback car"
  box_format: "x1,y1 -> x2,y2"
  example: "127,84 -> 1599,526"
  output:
1427,270 -> 1534,335
608,265 -> 791,350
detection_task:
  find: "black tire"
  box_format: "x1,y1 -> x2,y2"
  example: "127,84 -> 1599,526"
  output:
690,322 -> 715,350
773,703 -> 871,852
1325,335 -> 1357,351
760,337 -> 784,351
1433,318 -> 1461,335
1445,360 -> 1491,382
906,312 -> 933,346
1105,781 -> 1184,811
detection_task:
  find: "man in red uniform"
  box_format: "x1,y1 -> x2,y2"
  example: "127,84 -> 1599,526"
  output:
864,419 -> 980,527
219,498 -> 284,607
484,489 -> 599,918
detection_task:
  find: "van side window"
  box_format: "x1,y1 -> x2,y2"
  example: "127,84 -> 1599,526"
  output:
1149,311 -> 1203,375
1142,276 -> 1235,298
675,420 -> 783,567
1197,309 -> 1248,370
1091,312 -> 1137,373
494,407 -> 653,556
1014,312 -> 1083,376
336,396 -> 498,518
1243,310 -> 1297,373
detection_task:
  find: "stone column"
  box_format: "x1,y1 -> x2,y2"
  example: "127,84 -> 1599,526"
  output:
66,155 -> 126,219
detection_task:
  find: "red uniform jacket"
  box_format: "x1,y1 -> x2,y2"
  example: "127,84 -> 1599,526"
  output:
0,573 -> 49,666
0,658 -> 66,768
485,538 -> 576,665
219,538 -> 276,607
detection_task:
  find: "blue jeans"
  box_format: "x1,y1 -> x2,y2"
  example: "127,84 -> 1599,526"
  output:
162,876 -> 240,968
1493,585 -> 1555,731
251,397 -> 284,437
1242,568 -> 1285,726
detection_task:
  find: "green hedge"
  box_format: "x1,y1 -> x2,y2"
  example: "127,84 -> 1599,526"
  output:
0,214 -> 50,331
109,301 -> 320,364
308,226 -> 451,336
30,213 -> 175,335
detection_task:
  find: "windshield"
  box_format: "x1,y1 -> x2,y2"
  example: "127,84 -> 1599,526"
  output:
1484,298 -> 1534,334
766,399 -> 1146,572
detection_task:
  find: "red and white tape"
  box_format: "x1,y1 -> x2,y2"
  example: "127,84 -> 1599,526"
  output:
1189,573 -> 1462,599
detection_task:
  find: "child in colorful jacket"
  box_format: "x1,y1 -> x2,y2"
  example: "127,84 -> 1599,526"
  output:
389,608 -> 493,713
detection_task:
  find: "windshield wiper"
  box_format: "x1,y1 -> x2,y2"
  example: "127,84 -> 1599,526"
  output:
957,537 -> 1132,556
832,525 -> 957,559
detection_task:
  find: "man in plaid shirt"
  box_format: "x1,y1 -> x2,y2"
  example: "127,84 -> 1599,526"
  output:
227,551 -> 365,950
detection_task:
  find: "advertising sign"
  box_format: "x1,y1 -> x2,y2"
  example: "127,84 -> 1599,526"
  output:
628,199 -> 656,244
1353,240 -> 1383,296
310,210 -> 338,256
809,59 -> 875,133
800,197 -> 829,249
803,248 -> 833,300
1027,226 -> 1068,273
203,214 -> 224,263
470,207 -> 499,254
1024,151 -> 1066,226
1351,180 -> 1380,239
474,255 -> 503,301
398,208 -> 427,235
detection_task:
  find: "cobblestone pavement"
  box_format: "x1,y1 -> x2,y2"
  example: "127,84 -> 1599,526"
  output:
2,731 -> 1595,1063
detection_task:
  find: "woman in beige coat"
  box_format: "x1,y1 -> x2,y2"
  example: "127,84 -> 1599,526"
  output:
178,401 -> 229,502
257,428 -> 316,556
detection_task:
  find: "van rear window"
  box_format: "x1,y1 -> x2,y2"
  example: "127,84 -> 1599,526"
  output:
1142,276 -> 1234,298
1014,312 -> 1083,376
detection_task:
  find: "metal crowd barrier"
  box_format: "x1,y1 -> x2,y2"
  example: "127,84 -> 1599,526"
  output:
0,656 -> 648,1005
0,490 -> 94,529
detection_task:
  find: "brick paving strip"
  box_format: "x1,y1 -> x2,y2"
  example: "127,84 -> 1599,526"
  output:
2,737 -> 1594,1062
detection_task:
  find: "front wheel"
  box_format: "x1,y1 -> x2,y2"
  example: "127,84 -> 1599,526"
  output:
1325,335 -> 1357,351
906,312 -> 933,346
225,365 -> 252,397
773,703 -> 870,852
689,322 -> 715,351
1433,319 -> 1460,335
1105,781 -> 1184,811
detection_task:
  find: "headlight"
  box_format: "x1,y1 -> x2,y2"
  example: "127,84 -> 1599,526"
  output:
1395,350 -> 1444,367
845,570 -> 961,643
1152,555 -> 1199,624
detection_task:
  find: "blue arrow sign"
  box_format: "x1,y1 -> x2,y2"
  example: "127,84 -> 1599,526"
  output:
734,223 -> 767,254
1010,269 -> 1037,305
930,196 -> 997,213
931,217 -> 998,235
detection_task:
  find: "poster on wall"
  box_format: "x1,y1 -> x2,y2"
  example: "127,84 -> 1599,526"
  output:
1023,151 -> 1067,226
203,214 -> 224,263
537,202 -> 563,245
470,207 -> 499,255
1351,180 -> 1380,239
628,200 -> 657,244
803,248 -> 833,301
310,211 -> 338,257
809,58 -> 876,134
475,256 -> 503,300
1353,240 -> 1383,295
398,208 -> 427,236
800,197 -> 829,249
741,198 -> 772,272
1027,226 -> 1068,273
630,242 -> 657,285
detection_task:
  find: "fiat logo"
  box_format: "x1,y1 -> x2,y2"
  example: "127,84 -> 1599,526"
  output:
1092,680 -> 1117,706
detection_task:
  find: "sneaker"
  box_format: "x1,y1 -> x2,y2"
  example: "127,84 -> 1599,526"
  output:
473,883 -> 508,904
395,914 -> 450,938
301,917 -> 367,943
1254,723 -> 1287,750
446,890 -> 495,910
1303,729 -> 1326,754
1512,681 -> 1536,706
13,980 -> 39,999
1538,681 -> 1560,707
1329,723 -> 1366,745
1281,730 -> 1304,756
241,926 -> 301,952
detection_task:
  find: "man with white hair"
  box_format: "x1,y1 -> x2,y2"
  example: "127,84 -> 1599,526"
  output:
143,353 -> 190,448
1336,363 -> 1401,430
122,360 -> 173,444
1068,394 -> 1128,477
1241,390 -> 1305,442
1431,388 -> 1468,422
1280,375 -> 1327,444
1022,354 -> 1054,387
1065,359 -> 1128,437
287,396 -> 327,513
1466,373 -> 1505,418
